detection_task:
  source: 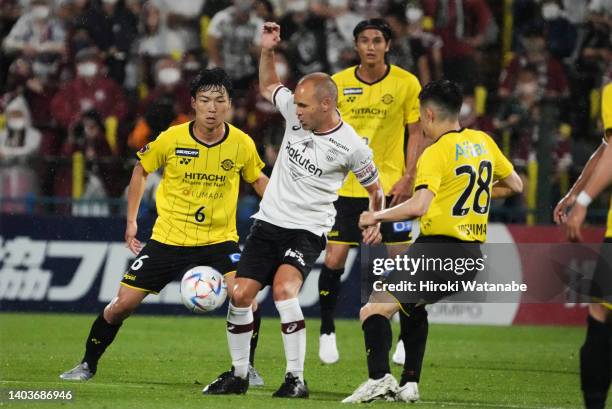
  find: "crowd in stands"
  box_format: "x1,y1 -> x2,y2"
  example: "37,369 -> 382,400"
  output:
0,0 -> 610,223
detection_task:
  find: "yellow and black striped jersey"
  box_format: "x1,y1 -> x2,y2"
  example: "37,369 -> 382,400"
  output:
602,82 -> 611,237
136,121 -> 264,246
333,65 -> 421,198
415,128 -> 514,242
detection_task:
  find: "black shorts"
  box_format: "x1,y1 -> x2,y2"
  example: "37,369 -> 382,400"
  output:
380,235 -> 483,313
120,240 -> 241,294
591,238 -> 612,304
327,196 -> 412,246
236,219 -> 326,286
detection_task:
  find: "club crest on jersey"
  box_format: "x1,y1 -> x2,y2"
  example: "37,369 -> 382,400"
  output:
138,143 -> 150,154
221,159 -> 234,171
343,87 -> 363,95
326,148 -> 339,162
175,148 -> 200,157
381,94 -> 394,104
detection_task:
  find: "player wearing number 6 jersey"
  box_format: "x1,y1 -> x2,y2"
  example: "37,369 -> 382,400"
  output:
343,80 -> 523,403
59,68 -> 269,382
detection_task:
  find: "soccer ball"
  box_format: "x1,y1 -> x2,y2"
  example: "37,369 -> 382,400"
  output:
180,266 -> 228,313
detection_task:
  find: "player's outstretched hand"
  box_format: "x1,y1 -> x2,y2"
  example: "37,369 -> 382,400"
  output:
564,204 -> 587,242
125,220 -> 142,255
261,22 -> 281,51
389,175 -> 413,206
553,193 -> 575,225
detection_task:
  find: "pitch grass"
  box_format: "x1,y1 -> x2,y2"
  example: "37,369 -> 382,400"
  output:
0,312 -> 583,409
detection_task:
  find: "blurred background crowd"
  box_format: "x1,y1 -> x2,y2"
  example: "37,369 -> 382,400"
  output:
0,0 -> 610,229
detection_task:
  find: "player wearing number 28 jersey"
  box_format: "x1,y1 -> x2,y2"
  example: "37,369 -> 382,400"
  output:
59,68 -> 268,383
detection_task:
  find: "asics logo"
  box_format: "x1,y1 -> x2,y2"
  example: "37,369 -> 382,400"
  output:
285,323 -> 298,333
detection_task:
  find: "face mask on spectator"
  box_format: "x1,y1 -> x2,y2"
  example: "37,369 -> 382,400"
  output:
31,5 -> 50,19
406,7 -> 423,23
517,81 -> 538,96
7,117 -> 26,131
77,62 -> 98,78
459,102 -> 472,119
157,67 -> 181,85
542,3 -> 562,20
184,61 -> 201,71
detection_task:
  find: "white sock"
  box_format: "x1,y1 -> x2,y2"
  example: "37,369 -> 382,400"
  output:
275,298 -> 306,381
226,302 -> 253,379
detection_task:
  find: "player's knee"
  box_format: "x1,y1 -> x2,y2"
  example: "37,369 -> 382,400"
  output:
230,286 -> 254,308
324,247 -> 347,270
272,280 -> 300,301
589,303 -> 610,323
104,297 -> 137,325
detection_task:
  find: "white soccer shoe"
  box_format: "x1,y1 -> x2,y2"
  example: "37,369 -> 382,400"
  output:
342,373 -> 399,403
392,339 -> 405,365
396,381 -> 420,402
59,362 -> 94,381
319,333 -> 339,364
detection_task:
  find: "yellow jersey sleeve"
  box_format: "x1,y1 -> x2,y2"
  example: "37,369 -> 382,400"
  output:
486,134 -> 514,180
603,83 -> 612,143
414,145 -> 447,196
404,78 -> 421,125
136,132 -> 168,173
241,136 -> 265,183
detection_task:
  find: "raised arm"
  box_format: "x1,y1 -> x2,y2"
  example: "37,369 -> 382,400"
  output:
259,22 -> 283,102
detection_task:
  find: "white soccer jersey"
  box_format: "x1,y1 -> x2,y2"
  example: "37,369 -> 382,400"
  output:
253,85 -> 379,236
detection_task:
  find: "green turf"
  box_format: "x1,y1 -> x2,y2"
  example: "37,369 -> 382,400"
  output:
0,312 -> 584,409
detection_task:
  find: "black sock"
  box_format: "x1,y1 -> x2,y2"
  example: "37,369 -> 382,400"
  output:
249,308 -> 262,365
319,265 -> 343,334
580,315 -> 611,409
82,314 -> 122,373
363,314 -> 391,380
399,305 -> 429,385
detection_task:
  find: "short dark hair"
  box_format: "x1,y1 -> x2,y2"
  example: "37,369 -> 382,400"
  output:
190,68 -> 233,98
419,80 -> 463,120
353,18 -> 392,42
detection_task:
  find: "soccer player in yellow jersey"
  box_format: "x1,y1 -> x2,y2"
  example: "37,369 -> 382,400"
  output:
59,68 -> 269,382
558,81 -> 612,409
318,18 -> 425,366
343,80 -> 522,403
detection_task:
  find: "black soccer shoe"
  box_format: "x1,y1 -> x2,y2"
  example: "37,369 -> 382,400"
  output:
202,370 -> 249,395
272,373 -> 309,398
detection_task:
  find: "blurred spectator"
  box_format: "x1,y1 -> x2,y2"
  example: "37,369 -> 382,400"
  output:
50,47 -> 129,131
320,0 -> 361,73
180,50 -> 206,86
422,0 -> 496,90
206,0 -> 263,93
154,0 -> 205,52
499,25 -> 569,99
351,0 -> 390,18
541,1 -> 577,60
2,0 -> 66,59
137,0 -> 185,58
384,6 -> 431,84
280,0 -> 329,77
0,95 -> 42,214
128,57 -> 191,151
254,0 -> 276,21
405,4 -> 444,80
72,0 -> 139,85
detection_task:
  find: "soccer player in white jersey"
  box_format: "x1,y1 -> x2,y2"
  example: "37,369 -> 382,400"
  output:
203,22 -> 385,398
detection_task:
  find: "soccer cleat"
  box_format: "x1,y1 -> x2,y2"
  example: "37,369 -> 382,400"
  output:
272,373 -> 309,398
318,333 -> 339,364
248,364 -> 264,387
396,381 -> 420,402
59,362 -> 94,381
342,373 -> 399,403
392,339 -> 405,365
202,370 -> 249,395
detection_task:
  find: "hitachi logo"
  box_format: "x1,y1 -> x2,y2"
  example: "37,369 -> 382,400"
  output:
184,172 -> 226,182
285,144 -> 323,177
351,107 -> 388,117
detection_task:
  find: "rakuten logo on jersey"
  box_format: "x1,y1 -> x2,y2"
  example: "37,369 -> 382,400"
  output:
285,142 -> 323,179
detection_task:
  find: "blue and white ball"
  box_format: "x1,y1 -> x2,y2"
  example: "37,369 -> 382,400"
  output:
180,266 -> 227,313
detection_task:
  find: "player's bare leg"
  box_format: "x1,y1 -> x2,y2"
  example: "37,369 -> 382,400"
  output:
60,285 -> 148,381
204,277 -> 262,395
318,242 -> 350,364
225,272 -> 264,386
271,264 -> 309,398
